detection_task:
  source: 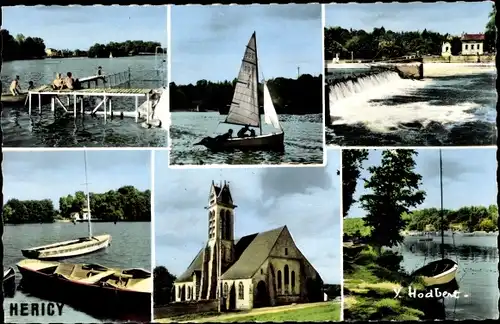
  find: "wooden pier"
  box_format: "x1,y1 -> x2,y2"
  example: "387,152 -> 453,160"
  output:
27,86 -> 161,123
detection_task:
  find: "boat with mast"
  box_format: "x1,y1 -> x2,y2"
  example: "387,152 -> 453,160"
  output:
412,149 -> 458,286
21,150 -> 111,260
194,32 -> 285,152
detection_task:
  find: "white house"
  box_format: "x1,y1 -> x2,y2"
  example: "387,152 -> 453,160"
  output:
461,33 -> 485,55
441,42 -> 452,57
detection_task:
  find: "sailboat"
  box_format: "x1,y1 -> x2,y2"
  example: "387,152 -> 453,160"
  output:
412,149 -> 458,287
109,52 -> 113,59
21,151 -> 111,260
194,32 -> 285,152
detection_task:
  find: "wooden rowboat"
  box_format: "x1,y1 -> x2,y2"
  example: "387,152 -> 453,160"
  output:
17,259 -> 151,316
195,131 -> 285,152
412,259 -> 458,287
1,93 -> 27,104
3,267 -> 16,296
21,234 -> 111,260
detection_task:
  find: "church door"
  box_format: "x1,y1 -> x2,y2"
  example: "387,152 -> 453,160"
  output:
228,284 -> 236,310
254,280 -> 270,308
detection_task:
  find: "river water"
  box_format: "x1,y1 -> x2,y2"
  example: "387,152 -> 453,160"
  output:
3,222 -> 151,323
325,67 -> 497,146
169,112 -> 324,165
1,56 -> 169,147
397,233 -> 498,320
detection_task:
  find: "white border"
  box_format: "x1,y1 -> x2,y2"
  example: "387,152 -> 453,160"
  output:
321,3 -> 328,170
338,145 -> 344,321
150,149 -> 156,322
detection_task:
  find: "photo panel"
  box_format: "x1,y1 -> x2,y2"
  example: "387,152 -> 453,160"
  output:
324,2 -> 496,146
153,149 -> 342,322
342,148 -> 498,321
1,5 -> 169,148
168,4 -> 325,166
2,149 -> 153,323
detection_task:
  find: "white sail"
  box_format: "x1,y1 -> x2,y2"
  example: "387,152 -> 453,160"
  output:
225,32 -> 260,128
263,82 -> 281,130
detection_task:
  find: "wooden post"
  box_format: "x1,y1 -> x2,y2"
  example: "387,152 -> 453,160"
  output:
51,97 -> 55,112
146,94 -> 151,123
37,93 -> 41,113
81,97 -> 84,114
73,94 -> 77,117
103,96 -> 107,122
28,93 -> 32,115
109,99 -> 112,116
66,96 -> 70,106
134,96 -> 139,122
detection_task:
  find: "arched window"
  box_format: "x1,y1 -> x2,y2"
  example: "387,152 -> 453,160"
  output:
277,270 -> 282,291
238,282 -> 244,299
225,212 -> 231,239
177,286 -> 181,298
223,282 -> 229,297
291,271 -> 296,289
220,210 -> 226,239
284,265 -> 289,285
188,286 -> 191,299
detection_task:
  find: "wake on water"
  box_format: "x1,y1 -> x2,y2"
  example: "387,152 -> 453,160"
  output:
327,71 -> 496,146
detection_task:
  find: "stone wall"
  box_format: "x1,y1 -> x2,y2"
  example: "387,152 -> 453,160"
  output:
154,299 -> 219,319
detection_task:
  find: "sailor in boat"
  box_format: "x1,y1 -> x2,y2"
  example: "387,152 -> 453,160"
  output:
195,129 -> 233,147
10,76 -> 21,95
237,125 -> 251,138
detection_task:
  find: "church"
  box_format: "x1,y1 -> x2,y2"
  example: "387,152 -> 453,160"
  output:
173,181 -> 324,311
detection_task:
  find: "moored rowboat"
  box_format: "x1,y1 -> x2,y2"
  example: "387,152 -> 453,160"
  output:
412,259 -> 458,287
21,234 -> 111,260
3,267 -> 16,296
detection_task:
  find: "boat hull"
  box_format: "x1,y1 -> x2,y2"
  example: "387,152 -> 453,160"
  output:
21,234 -> 111,260
2,93 -> 28,105
197,131 -> 285,152
412,259 -> 458,287
17,261 -> 151,321
3,267 -> 16,297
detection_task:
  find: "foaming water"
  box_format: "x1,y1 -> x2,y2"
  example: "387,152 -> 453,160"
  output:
327,70 -> 496,146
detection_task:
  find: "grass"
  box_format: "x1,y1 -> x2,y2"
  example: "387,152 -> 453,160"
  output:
217,302 -> 341,322
343,244 -> 433,321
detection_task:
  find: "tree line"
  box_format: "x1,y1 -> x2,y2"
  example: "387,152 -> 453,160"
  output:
0,29 -> 164,61
170,73 -> 322,115
324,4 -> 496,60
342,149 -> 498,250
3,185 -> 150,224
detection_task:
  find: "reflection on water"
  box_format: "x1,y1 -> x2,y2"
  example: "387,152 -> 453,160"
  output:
397,234 -> 498,320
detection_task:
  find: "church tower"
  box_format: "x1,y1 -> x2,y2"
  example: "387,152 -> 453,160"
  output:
201,181 -> 237,300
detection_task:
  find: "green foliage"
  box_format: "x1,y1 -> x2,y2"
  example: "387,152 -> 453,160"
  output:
3,199 -> 56,224
342,149 -> 369,217
153,266 -> 177,306
0,30 -> 46,61
360,150 -> 426,249
343,218 -> 372,238
325,20 -> 496,60
484,4 -> 497,53
169,74 -> 322,115
87,40 -> 164,58
3,186 -> 150,224
405,205 -> 498,232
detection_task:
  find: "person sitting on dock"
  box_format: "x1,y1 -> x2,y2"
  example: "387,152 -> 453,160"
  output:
64,72 -> 82,90
52,73 -> 64,90
237,125 -> 251,138
249,129 -> 256,137
97,66 -> 103,76
9,76 -> 21,95
28,81 -> 35,91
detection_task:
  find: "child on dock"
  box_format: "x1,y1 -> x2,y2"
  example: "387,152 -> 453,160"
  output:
9,76 -> 21,95
52,73 -> 64,90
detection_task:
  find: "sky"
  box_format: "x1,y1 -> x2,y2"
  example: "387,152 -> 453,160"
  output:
325,2 -> 494,35
154,150 -> 342,284
171,4 -> 322,84
346,148 -> 498,218
1,5 -> 168,50
2,150 -> 151,209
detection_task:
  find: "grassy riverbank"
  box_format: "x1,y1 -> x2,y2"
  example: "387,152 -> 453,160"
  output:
343,244 -> 444,321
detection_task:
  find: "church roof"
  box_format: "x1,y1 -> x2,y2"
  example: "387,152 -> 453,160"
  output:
461,33 -> 485,41
221,226 -> 285,280
213,182 -> 233,205
175,226 -> 286,283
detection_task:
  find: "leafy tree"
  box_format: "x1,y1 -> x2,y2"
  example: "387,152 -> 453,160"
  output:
153,266 -> 177,306
484,3 -> 496,53
342,149 -> 369,217
88,40 -> 164,58
359,150 -> 426,253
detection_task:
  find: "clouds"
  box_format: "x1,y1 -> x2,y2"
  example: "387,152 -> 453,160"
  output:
3,150 -> 151,206
154,150 -> 342,283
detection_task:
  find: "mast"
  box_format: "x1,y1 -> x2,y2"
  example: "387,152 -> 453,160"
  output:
439,149 -> 444,259
254,31 -> 262,136
84,150 -> 93,238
